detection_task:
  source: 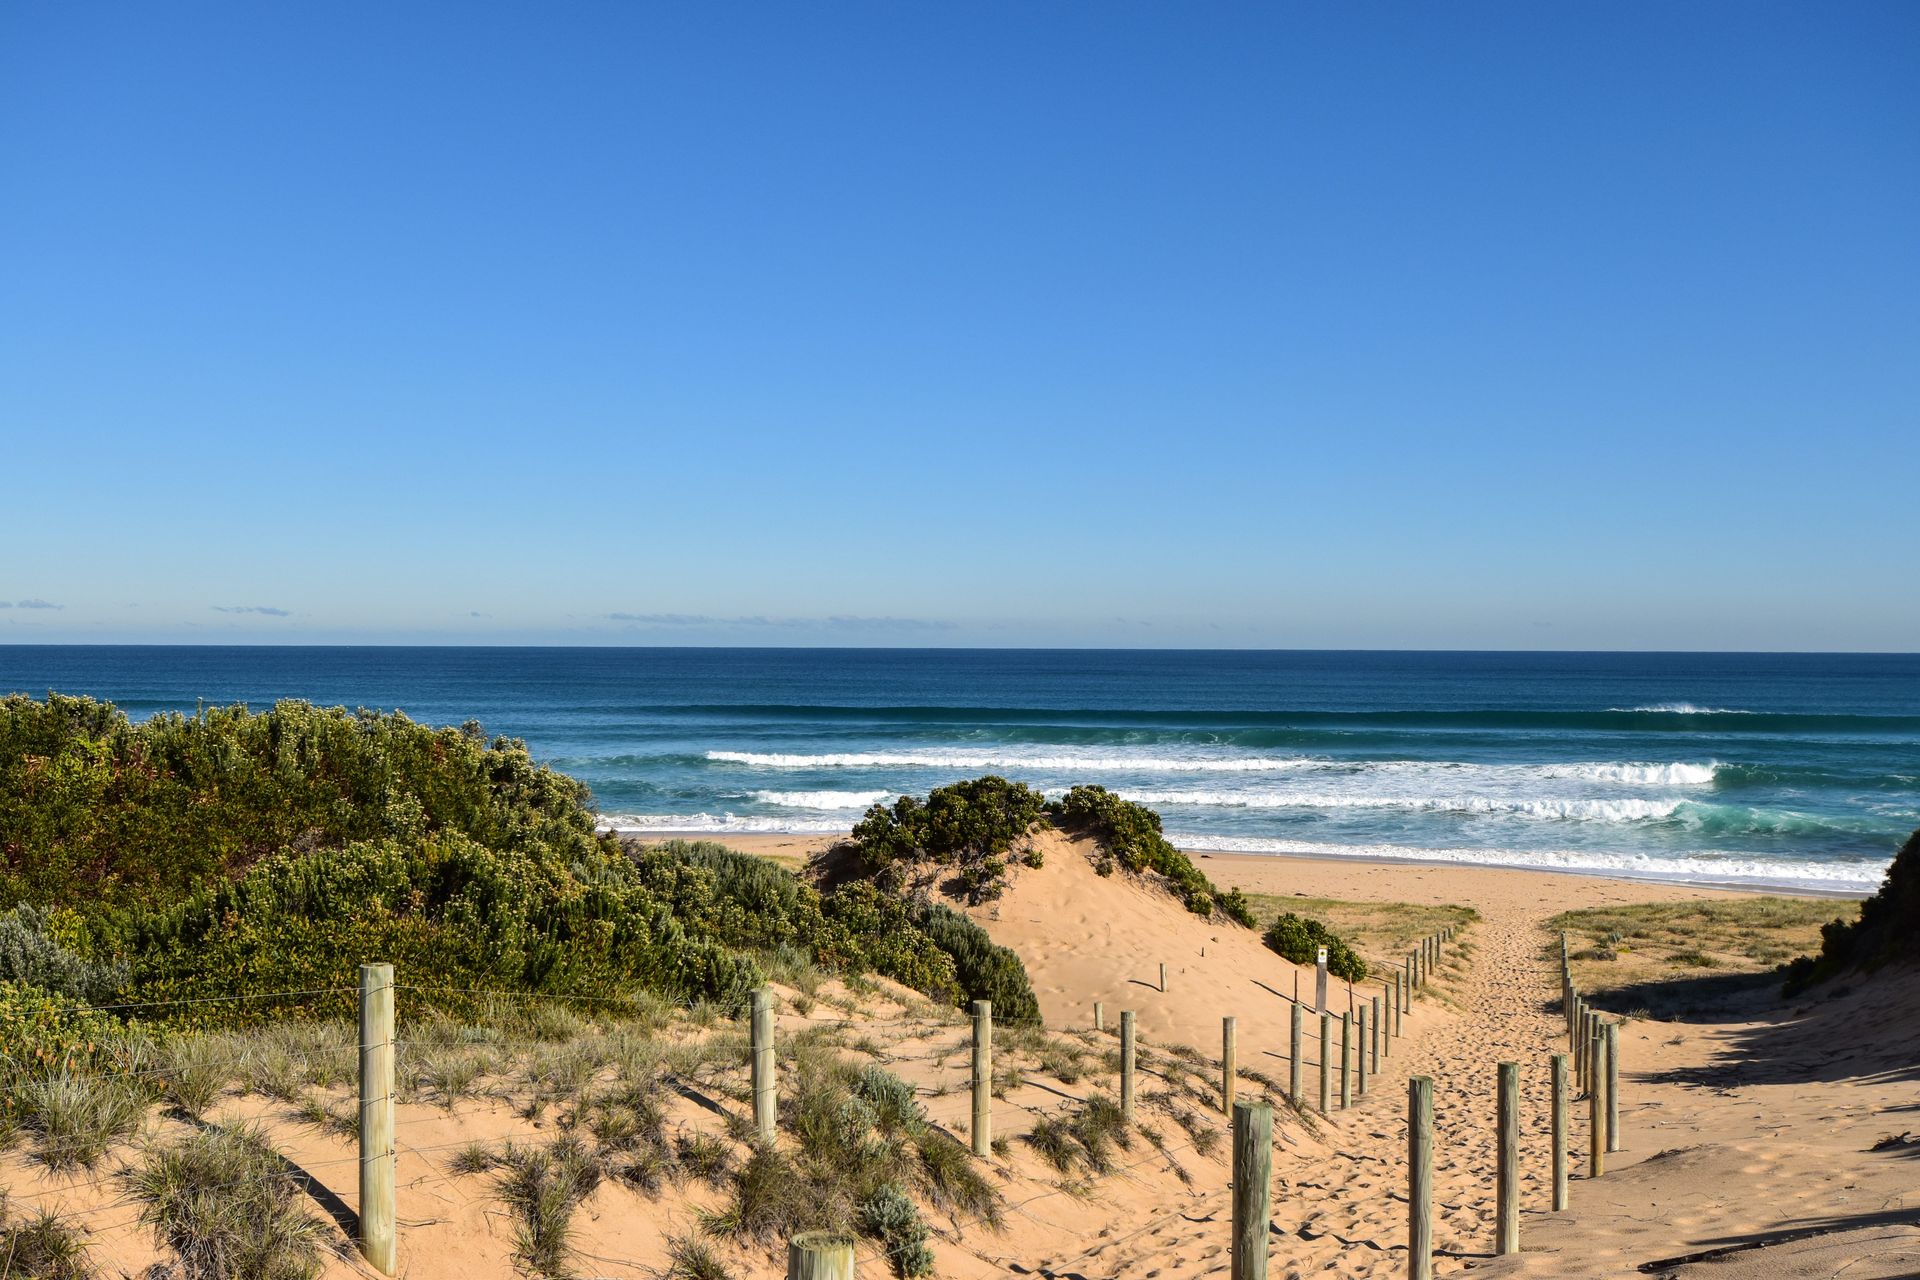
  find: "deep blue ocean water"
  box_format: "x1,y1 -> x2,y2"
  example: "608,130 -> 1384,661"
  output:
4,647 -> 1916,892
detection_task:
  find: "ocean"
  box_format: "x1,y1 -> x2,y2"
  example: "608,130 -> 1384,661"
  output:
3,646 -> 1916,893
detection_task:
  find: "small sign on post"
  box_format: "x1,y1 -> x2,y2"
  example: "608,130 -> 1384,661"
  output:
1316,946 -> 1329,1013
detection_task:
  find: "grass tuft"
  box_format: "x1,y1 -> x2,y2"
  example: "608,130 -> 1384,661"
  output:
131,1121 -> 330,1280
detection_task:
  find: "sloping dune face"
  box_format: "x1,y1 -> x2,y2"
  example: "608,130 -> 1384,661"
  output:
949,830 -> 1430,1058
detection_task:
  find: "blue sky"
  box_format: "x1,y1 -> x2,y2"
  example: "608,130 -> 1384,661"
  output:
2,3 -> 1915,650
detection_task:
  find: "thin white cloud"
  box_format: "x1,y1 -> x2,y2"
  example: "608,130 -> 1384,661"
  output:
211,605 -> 291,617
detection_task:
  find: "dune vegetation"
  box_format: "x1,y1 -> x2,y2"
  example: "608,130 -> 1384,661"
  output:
0,694 -> 1273,1279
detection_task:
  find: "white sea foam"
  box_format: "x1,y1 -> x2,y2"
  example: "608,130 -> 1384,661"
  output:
707,748 -> 1316,773
1170,834 -> 1887,892
1538,761 -> 1719,785
1115,789 -> 1688,823
746,789 -> 896,810
706,748 -> 1721,788
1608,703 -> 1757,715
601,813 -> 853,834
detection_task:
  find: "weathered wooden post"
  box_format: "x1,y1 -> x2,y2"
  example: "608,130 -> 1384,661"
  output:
1340,1011 -> 1353,1109
1572,998 -> 1586,1083
1120,1010 -> 1137,1120
1588,1031 -> 1606,1177
971,1000 -> 992,1157
1317,1012 -> 1331,1112
1408,1076 -> 1434,1280
1159,962 -> 1168,993
359,963 -> 396,1276
1094,1001 -> 1104,1032
1371,995 -> 1383,1069
1357,1005 -> 1369,1097
1605,1022 -> 1621,1153
1550,1052 -> 1569,1211
752,986 -> 777,1142
1222,1016 -> 1238,1114
1316,946 -> 1329,1012
788,1231 -> 855,1280
1289,1002 -> 1303,1105
1231,1101 -> 1273,1280
1496,1061 -> 1519,1254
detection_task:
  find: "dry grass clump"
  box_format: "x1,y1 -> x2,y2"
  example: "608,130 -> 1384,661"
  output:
0,1190 -> 95,1279
131,1121 -> 332,1280
158,1035 -> 234,1119
1024,1095 -> 1131,1177
16,1070 -> 152,1170
662,1233 -> 734,1280
494,1135 -> 602,1278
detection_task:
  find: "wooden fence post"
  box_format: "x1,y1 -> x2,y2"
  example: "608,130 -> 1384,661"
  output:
1231,1101 -> 1273,1280
971,1000 -> 992,1157
752,986 -> 777,1142
1341,1012 -> 1353,1109
1496,1061 -> 1519,1254
1120,1010 -> 1137,1120
1550,1052 -> 1569,1211
1357,1005 -> 1369,1097
1588,1031 -> 1606,1178
1289,1002 -> 1303,1105
1159,962 -> 1168,993
1094,1001 -> 1104,1032
1371,995 -> 1382,1069
1597,1028 -> 1612,1159
788,1231 -> 855,1280
1408,1076 -> 1434,1280
358,963 -> 396,1276
1222,1016 -> 1238,1114
1318,1013 -> 1331,1114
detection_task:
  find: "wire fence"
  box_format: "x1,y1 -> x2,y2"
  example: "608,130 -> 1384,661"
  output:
0,920 -> 1554,1279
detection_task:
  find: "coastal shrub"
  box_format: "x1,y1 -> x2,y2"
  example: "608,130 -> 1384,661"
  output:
1048,786 -> 1256,925
0,905 -> 126,1002
848,777 -> 1047,903
0,694 -> 608,911
1262,913 -> 1367,982
1785,826 -> 1920,992
916,905 -> 1041,1025
102,833 -> 765,1026
859,1183 -> 935,1278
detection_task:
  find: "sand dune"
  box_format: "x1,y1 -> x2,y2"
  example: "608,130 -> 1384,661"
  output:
7,839 -> 1912,1279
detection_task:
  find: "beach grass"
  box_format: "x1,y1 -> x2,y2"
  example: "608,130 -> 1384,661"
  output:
1237,893 -> 1479,971
1549,897 -> 1856,1001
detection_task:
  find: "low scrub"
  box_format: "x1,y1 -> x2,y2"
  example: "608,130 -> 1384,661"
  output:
849,777 -> 1048,904
1262,913 -> 1367,982
1785,827 -> 1919,992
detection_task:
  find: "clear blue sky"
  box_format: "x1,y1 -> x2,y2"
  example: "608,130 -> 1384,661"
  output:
3,3 -> 1915,650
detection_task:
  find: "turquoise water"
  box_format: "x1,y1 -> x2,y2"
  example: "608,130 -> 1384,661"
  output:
4,647 -> 1916,892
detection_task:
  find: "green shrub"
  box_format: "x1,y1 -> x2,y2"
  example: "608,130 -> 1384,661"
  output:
859,1183 -> 934,1278
1789,827 -> 1920,992
0,695 -> 607,911
1262,913 -> 1366,982
0,905 -> 126,1002
916,906 -> 1040,1025
848,777 -> 1047,903
1047,786 -> 1255,925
